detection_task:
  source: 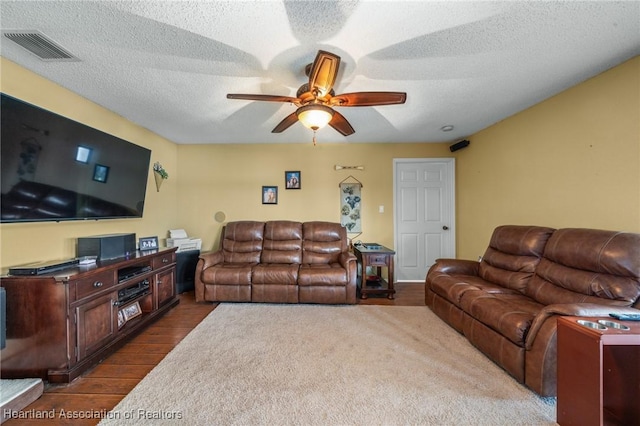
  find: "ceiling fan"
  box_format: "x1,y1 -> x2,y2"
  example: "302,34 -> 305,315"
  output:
227,50 -> 407,144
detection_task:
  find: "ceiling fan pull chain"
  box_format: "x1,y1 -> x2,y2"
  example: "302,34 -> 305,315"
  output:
313,130 -> 317,146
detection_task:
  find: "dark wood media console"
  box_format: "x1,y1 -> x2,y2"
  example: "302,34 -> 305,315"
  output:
0,247 -> 179,383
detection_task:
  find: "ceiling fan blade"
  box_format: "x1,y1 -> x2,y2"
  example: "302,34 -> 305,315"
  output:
227,94 -> 299,104
308,50 -> 341,98
272,112 -> 299,133
329,110 -> 355,136
331,92 -> 407,107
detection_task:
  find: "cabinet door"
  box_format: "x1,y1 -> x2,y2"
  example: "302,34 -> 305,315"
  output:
155,268 -> 175,308
76,291 -> 118,362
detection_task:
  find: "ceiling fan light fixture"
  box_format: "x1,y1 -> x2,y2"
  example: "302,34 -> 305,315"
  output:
296,104 -> 334,131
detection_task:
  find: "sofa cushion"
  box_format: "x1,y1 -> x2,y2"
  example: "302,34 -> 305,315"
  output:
302,222 -> 347,264
252,264 -> 299,285
460,291 -> 544,346
298,263 -> 348,286
201,263 -> 254,286
430,274 -> 518,307
262,221 -> 302,264
222,221 -> 265,264
478,225 -> 555,292
524,228 -> 640,306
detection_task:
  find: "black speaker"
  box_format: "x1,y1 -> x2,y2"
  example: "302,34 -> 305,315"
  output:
449,139 -> 470,152
77,233 -> 137,260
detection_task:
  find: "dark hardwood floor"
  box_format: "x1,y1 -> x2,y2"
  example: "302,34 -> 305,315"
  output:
3,282 -> 425,425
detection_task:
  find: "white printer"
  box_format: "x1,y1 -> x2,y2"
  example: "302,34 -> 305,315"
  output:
167,229 -> 202,253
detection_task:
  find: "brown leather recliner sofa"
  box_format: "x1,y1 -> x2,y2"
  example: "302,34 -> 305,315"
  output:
425,225 -> 640,397
195,220 -> 357,304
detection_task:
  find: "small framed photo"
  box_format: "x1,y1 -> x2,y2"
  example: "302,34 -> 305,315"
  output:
139,236 -> 159,251
121,301 -> 142,321
262,186 -> 278,204
93,164 -> 109,183
285,171 -> 301,189
118,310 -> 126,328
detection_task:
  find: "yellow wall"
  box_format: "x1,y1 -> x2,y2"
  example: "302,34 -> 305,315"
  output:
0,58 -> 451,269
177,143 -> 451,252
456,56 -> 640,259
2,55 -> 639,269
0,58 -> 179,268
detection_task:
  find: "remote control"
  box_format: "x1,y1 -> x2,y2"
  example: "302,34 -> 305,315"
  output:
609,313 -> 640,321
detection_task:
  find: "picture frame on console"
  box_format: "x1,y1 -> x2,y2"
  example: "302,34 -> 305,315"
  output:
117,310 -> 126,328
139,236 -> 159,251
121,301 -> 142,322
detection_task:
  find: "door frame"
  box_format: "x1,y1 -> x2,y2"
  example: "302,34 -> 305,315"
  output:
393,158 -> 456,282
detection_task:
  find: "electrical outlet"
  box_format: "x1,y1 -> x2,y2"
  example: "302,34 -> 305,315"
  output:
379,205 -> 384,213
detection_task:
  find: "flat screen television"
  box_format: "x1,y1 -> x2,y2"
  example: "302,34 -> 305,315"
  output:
1,93 -> 151,223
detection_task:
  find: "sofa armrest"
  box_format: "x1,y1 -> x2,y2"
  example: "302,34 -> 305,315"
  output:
339,251 -> 357,267
339,251 -> 357,270
428,258 -> 479,276
526,303 -> 640,350
198,250 -> 224,270
339,251 -> 358,284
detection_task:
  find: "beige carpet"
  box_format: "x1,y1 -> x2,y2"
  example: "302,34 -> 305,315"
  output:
100,304 -> 556,425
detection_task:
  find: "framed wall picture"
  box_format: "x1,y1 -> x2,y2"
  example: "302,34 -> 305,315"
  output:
285,171 -> 301,189
121,301 -> 142,321
93,164 -> 109,183
139,236 -> 159,251
262,186 -> 278,204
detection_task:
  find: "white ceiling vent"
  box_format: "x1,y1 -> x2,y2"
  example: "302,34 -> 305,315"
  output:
3,30 -> 79,61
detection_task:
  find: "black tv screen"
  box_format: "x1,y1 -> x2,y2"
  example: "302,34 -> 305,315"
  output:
1,93 -> 151,223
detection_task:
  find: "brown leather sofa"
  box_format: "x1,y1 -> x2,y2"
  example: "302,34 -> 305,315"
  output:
195,221 -> 357,304
425,225 -> 640,397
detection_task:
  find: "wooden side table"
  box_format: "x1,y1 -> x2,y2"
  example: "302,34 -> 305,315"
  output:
353,243 -> 395,299
557,316 -> 640,426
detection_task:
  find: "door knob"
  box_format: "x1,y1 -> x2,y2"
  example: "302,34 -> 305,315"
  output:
442,226 -> 449,230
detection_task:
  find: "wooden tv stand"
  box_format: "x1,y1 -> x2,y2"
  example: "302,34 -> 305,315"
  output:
0,248 -> 179,383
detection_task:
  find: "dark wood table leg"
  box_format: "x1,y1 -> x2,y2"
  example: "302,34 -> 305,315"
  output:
388,258 -> 395,299
360,257 -> 368,299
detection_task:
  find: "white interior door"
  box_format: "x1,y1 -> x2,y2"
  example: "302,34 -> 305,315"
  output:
394,158 -> 455,282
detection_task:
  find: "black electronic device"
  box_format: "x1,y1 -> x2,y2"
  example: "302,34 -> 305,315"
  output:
118,265 -> 152,283
78,233 -> 136,261
362,243 -> 382,250
449,139 -> 470,152
1,93 -> 151,223
9,258 -> 80,276
176,249 -> 200,294
117,279 -> 150,305
609,313 -> 640,321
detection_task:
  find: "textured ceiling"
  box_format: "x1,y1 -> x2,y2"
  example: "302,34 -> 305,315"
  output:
1,1 -> 639,145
